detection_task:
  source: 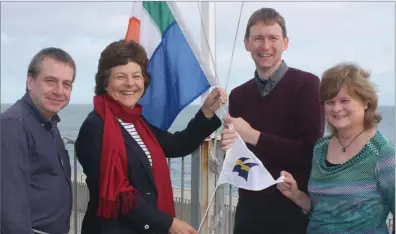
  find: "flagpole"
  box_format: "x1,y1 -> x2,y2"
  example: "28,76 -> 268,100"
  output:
198,184 -> 219,233
198,2 -> 216,234
197,2 -> 228,234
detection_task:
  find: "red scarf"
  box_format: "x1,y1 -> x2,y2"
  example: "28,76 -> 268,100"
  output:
93,94 -> 175,218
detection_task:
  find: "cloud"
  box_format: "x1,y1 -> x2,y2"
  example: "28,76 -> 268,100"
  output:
0,73 -> 27,103
1,2 -> 131,40
1,1 -> 394,106
0,33 -> 10,44
200,2 -> 395,98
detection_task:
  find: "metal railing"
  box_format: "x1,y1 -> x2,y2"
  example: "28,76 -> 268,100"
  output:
63,137 -> 394,234
63,136 -> 238,234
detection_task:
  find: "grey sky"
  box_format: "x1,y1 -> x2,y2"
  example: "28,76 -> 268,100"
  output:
1,1 -> 395,105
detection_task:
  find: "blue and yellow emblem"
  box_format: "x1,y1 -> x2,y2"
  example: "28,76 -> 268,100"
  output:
232,157 -> 258,181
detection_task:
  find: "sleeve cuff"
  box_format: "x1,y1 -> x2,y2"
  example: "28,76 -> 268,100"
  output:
153,211 -> 173,233
196,109 -> 221,127
255,131 -> 268,151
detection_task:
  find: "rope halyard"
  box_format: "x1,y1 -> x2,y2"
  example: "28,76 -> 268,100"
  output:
210,1 -> 245,178
225,2 -> 244,92
196,1 -> 220,86
195,2 -> 244,233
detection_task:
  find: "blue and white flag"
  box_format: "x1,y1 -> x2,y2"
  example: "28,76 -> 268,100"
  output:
217,134 -> 284,191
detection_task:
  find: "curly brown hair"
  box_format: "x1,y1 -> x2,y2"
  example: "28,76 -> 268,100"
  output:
320,62 -> 382,134
95,39 -> 151,95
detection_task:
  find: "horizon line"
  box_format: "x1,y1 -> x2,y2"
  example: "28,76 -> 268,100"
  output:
1,103 -> 395,107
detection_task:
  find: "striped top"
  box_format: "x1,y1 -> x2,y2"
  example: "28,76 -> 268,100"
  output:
118,119 -> 152,167
307,131 -> 395,234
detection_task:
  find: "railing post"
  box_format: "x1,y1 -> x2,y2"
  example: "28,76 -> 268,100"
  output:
190,146 -> 201,229
62,136 -> 77,234
73,146 -> 78,234
199,140 -> 210,234
214,138 -> 225,234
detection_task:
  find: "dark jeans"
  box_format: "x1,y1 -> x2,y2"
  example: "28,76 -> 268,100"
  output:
233,197 -> 309,234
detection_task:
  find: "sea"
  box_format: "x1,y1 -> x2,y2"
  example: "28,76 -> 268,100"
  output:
1,103 -> 395,193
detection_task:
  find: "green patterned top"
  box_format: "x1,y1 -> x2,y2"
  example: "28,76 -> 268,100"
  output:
307,131 -> 395,234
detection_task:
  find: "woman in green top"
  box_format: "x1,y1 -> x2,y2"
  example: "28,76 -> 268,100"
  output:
277,62 -> 395,234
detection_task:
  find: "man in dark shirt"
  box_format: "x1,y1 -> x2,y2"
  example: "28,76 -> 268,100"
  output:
1,48 -> 76,234
220,8 -> 324,234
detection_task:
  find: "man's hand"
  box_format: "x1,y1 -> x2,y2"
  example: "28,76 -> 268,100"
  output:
169,218 -> 198,234
201,87 -> 227,119
220,122 -> 237,152
220,115 -> 260,150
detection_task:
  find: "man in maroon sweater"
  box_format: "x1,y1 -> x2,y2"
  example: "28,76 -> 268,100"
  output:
220,8 -> 324,234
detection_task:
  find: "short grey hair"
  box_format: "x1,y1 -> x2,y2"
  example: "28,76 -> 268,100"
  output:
27,47 -> 76,81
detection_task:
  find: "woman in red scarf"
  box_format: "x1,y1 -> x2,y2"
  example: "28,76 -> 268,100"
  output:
75,40 -> 226,234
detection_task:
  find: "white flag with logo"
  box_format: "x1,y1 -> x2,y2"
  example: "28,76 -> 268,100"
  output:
217,134 -> 284,191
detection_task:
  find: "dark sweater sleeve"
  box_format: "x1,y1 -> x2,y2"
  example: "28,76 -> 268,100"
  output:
230,77 -> 324,167
146,109 -> 221,158
75,115 -> 173,234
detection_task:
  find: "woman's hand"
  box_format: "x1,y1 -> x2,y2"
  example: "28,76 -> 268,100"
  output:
169,218 -> 198,234
277,171 -> 300,200
201,87 -> 227,119
277,171 -> 312,212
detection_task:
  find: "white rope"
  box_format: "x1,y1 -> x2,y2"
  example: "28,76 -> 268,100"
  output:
196,1 -> 244,91
32,229 -> 51,234
214,1 -> 217,79
196,2 -> 220,87
195,3 -> 244,234
225,2 -> 244,92
208,1 -> 221,176
211,1 -> 244,170
198,184 -> 219,233
209,4 -> 244,233
197,2 -> 244,175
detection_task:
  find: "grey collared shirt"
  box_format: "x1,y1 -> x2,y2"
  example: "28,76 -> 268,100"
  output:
1,93 -> 72,234
255,60 -> 289,97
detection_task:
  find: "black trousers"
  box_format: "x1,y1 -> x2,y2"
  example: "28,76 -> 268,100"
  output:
233,197 -> 309,234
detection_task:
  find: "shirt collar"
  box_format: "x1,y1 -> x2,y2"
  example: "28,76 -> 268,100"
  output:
22,92 -> 60,129
254,60 -> 288,96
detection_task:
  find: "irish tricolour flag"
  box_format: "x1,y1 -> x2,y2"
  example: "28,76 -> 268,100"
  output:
125,1 -> 214,130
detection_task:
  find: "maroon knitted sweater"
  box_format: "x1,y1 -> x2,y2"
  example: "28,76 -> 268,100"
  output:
229,67 -> 325,206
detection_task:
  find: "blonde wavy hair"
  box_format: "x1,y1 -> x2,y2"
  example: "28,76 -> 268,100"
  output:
319,62 -> 382,135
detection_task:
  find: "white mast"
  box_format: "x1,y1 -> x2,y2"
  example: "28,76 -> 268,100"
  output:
199,2 -> 227,234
